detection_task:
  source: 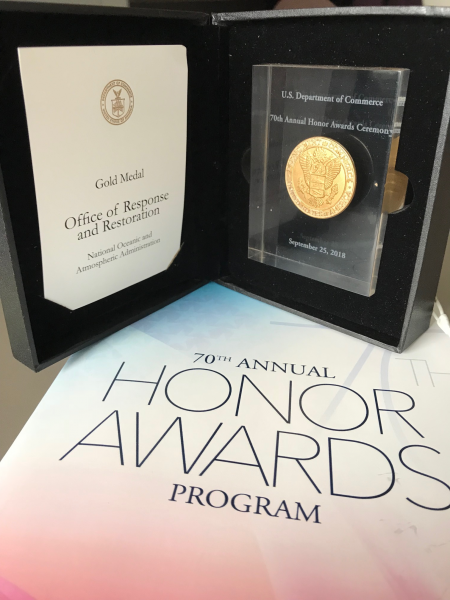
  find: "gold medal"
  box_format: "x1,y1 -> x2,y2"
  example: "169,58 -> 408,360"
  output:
285,136 -> 357,219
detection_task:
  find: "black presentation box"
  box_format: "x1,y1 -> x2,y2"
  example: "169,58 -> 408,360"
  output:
0,2 -> 450,371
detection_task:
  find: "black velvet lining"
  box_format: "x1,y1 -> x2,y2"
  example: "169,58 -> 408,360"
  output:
225,15 -> 450,345
0,7 -> 223,367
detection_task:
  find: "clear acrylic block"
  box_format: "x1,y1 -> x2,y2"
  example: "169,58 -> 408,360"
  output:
248,64 -> 410,296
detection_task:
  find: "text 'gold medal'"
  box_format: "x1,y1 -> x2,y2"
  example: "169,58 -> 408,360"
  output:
285,137 -> 357,219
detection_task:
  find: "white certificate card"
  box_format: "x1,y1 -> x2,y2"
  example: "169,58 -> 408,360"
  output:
18,45 -> 188,310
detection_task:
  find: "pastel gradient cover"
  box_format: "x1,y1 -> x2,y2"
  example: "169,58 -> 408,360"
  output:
0,283 -> 449,600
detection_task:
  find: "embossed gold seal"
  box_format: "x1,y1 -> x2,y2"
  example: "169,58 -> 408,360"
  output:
285,137 -> 356,219
101,80 -> 134,125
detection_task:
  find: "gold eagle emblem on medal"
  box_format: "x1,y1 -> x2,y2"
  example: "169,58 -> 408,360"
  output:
285,137 -> 356,219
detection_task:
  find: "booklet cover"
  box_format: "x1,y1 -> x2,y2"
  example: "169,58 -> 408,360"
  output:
0,283 -> 449,600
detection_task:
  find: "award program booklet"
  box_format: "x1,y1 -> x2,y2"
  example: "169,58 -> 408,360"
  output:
18,45 -> 187,309
0,283 -> 450,600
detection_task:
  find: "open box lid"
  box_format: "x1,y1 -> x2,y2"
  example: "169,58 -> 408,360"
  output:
0,2 -> 224,370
